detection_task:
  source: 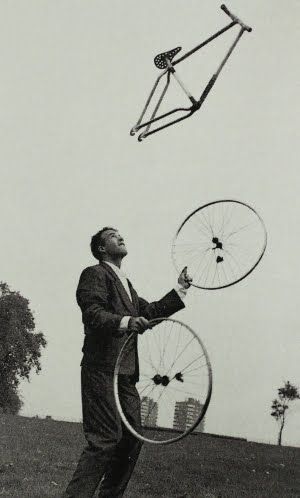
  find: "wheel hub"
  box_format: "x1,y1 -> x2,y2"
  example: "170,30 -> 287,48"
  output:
212,236 -> 223,250
152,374 -> 170,386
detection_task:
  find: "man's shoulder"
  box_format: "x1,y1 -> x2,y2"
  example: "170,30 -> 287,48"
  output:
77,264 -> 111,294
79,263 -> 107,277
79,263 -> 117,282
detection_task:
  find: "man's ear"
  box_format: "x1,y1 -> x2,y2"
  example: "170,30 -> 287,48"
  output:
98,245 -> 106,257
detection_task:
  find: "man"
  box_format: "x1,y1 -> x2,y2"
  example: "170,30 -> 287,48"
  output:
63,227 -> 192,497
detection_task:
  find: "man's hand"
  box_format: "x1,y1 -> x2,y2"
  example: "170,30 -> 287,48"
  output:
178,266 -> 193,289
128,316 -> 149,334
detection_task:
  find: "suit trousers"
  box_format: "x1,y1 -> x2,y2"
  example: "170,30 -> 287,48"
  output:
63,366 -> 143,498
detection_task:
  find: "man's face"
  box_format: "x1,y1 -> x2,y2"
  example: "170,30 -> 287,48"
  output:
100,229 -> 128,259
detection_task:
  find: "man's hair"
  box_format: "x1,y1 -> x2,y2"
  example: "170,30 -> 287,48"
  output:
90,227 -> 116,261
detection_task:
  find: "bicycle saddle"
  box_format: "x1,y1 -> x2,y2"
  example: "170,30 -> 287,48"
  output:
154,46 -> 182,69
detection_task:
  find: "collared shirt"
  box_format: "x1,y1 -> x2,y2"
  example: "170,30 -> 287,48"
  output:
105,261 -> 133,302
104,261 -> 187,330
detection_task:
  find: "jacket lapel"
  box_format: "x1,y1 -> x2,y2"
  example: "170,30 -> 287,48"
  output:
101,262 -> 136,315
127,279 -> 139,313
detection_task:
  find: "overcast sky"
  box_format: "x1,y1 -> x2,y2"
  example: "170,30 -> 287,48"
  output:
1,0 -> 299,446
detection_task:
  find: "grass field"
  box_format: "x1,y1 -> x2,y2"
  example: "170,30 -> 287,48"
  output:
0,414 -> 299,497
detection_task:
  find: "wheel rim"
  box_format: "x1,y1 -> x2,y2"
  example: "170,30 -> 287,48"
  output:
172,199 -> 267,290
114,318 -> 212,444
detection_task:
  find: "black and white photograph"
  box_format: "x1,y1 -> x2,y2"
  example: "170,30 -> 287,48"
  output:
0,1 -> 299,497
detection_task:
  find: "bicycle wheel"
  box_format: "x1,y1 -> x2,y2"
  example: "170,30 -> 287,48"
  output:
113,317 -> 212,445
172,200 -> 267,290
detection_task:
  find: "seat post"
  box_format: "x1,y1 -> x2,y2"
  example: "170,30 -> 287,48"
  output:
165,58 -> 196,104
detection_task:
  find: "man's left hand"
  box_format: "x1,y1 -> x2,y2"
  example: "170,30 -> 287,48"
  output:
178,267 -> 193,289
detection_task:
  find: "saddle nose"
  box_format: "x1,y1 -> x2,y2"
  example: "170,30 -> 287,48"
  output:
154,46 -> 182,69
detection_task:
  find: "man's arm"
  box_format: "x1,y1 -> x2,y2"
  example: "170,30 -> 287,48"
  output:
121,267 -> 193,333
137,266 -> 192,322
76,266 -> 123,331
138,289 -> 185,321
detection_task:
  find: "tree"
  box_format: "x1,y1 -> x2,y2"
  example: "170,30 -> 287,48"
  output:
271,381 -> 300,446
0,282 -> 46,414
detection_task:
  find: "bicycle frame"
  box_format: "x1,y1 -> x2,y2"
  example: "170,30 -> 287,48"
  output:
130,4 -> 252,141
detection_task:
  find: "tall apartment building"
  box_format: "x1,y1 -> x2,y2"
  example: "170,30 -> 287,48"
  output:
173,397 -> 205,432
141,396 -> 158,427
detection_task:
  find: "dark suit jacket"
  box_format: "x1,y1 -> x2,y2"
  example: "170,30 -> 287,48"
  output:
76,262 -> 185,376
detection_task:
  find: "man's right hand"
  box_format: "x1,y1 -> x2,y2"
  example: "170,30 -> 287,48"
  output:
128,316 -> 149,334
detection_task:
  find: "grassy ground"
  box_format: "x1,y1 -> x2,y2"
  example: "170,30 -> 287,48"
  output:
0,414 -> 299,497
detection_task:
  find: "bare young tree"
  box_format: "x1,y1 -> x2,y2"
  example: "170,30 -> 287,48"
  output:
271,381 -> 300,446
